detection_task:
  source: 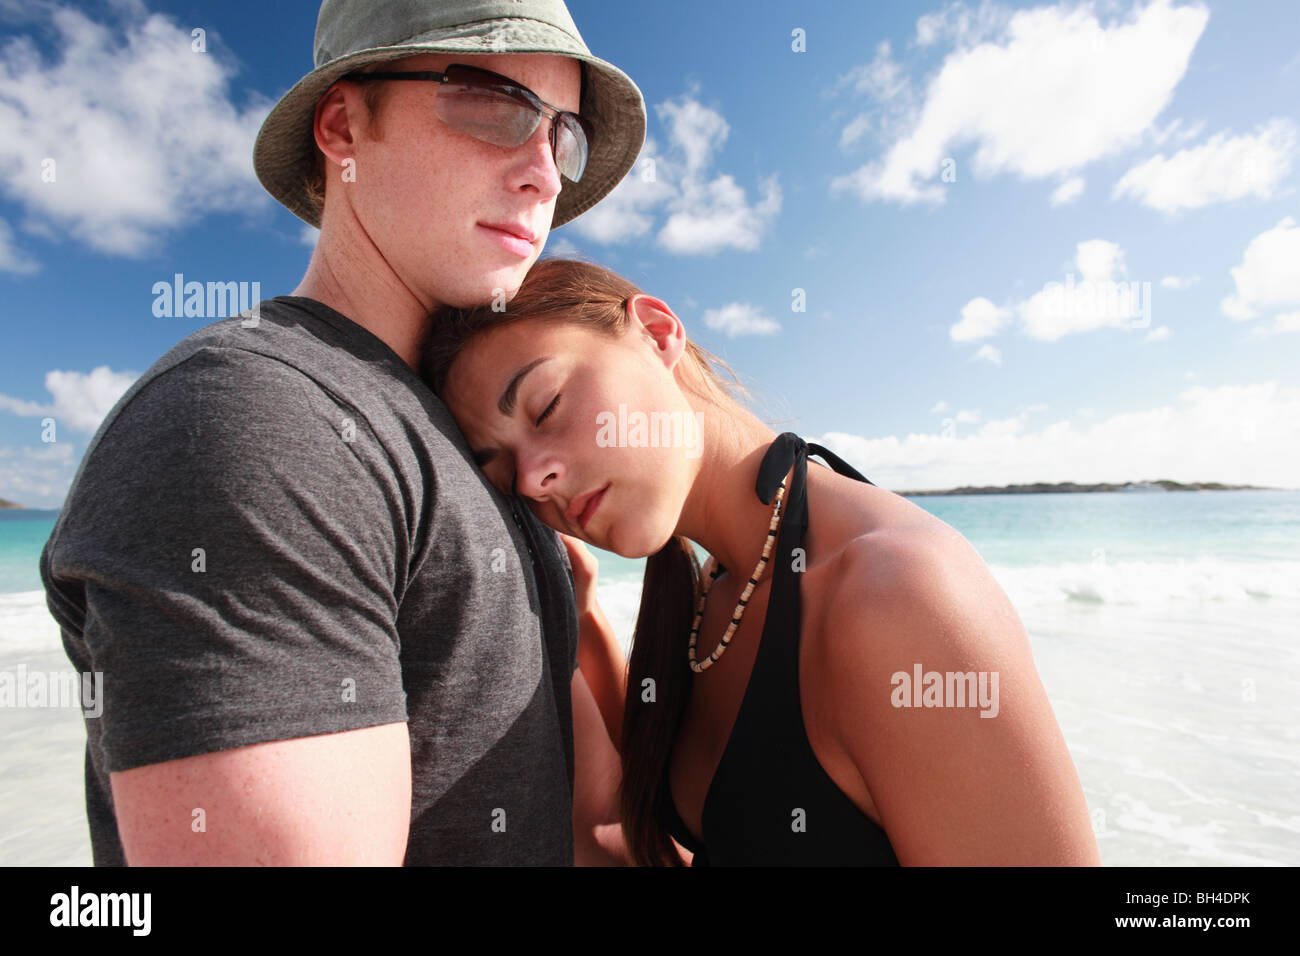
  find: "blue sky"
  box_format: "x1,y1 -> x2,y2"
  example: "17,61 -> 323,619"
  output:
2,0 -> 1298,508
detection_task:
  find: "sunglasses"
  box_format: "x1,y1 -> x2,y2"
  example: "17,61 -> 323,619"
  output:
345,63 -> 593,183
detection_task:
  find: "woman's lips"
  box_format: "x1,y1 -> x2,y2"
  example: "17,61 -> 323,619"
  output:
577,484 -> 609,532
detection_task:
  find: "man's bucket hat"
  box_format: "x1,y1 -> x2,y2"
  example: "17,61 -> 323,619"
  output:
253,0 -> 646,229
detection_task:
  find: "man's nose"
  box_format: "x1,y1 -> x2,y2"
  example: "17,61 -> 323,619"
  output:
507,121 -> 563,203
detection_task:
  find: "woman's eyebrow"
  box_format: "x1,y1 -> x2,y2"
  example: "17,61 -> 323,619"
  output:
498,357 -> 551,415
472,356 -> 553,467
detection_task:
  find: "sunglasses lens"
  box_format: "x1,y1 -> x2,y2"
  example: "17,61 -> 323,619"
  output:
554,115 -> 589,182
436,81 -> 538,148
436,66 -> 592,182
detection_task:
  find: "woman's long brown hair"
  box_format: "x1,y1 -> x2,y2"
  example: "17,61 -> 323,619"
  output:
421,257 -> 751,866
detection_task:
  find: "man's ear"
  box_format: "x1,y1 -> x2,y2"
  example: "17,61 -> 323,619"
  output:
626,294 -> 686,371
313,83 -> 363,170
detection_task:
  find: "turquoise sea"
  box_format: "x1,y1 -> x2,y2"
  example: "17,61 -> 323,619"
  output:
587,489 -> 1300,633
3,490 -> 1298,865
7,489 -> 1298,598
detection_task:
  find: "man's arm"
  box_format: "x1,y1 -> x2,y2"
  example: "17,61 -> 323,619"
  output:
110,723 -> 412,865
571,669 -> 629,865
56,350 -> 415,864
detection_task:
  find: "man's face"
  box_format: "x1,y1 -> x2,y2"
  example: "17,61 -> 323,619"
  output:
337,52 -> 583,310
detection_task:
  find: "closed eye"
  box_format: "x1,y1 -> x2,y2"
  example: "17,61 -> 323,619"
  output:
508,394 -> 561,494
536,393 -> 560,426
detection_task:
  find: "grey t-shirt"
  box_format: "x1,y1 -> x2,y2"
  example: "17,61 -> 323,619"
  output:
40,296 -> 579,866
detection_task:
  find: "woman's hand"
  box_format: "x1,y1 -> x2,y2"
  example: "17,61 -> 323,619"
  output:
558,531 -> 627,750
558,532 -> 600,616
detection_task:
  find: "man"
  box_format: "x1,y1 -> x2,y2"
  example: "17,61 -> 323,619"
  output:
40,0 -> 644,865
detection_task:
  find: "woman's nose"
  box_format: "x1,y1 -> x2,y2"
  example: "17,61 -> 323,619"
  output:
516,447 -> 565,500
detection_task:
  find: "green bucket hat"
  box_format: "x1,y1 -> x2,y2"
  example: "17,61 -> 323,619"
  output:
253,0 -> 645,229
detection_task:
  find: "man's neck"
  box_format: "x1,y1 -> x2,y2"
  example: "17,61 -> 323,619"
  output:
292,218 -> 437,373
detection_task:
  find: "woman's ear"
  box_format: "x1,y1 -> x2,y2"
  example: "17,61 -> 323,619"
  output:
626,294 -> 686,371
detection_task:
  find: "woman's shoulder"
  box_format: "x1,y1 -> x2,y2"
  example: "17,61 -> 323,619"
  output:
804,469 -> 1022,676
805,464 -> 968,590
826,517 -> 972,608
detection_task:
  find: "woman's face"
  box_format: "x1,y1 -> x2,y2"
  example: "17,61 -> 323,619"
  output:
441,299 -> 703,557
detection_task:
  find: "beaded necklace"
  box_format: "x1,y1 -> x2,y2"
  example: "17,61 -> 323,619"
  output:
686,474 -> 789,674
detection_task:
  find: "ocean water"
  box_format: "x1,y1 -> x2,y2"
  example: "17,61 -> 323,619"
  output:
589,489 -> 1300,646
0,510 -> 60,596
3,491 -> 1297,865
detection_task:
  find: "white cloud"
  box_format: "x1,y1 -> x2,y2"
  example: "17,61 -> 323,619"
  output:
1160,274 -> 1200,290
659,97 -> 726,180
658,173 -> 781,256
0,443 -> 77,509
701,303 -> 780,338
1147,115 -> 1207,148
978,416 -> 1022,437
1076,237 -> 1123,279
973,343 -> 1001,364
1112,119 -> 1298,213
540,235 -> 582,259
951,296 -> 1012,342
837,41 -> 916,148
563,137 -> 674,244
0,2 -> 272,256
815,382 -> 1300,490
959,238 -> 1153,344
1143,325 -> 1172,342
567,94 -> 781,255
0,216 -> 38,273
841,39 -> 912,99
1049,176 -> 1085,206
0,395 -> 48,418
833,0 -> 1209,206
930,400 -> 950,414
1221,217 -> 1300,321
915,0 -> 1015,49
300,225 -> 319,248
1244,311 -> 1300,341
0,366 -> 138,433
840,113 -> 874,149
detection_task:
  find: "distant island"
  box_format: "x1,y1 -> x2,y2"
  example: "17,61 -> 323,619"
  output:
898,479 -> 1281,496
0,497 -> 25,509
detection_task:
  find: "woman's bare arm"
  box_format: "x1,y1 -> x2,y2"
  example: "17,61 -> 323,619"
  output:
821,526 -> 1100,866
560,533 -> 627,748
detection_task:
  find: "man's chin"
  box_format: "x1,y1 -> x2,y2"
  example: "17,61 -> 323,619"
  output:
444,264 -> 535,311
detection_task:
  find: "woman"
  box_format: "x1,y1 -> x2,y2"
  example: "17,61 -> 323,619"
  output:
422,258 -> 1101,867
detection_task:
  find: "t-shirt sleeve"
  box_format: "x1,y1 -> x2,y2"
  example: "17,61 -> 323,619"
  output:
55,348 -> 411,772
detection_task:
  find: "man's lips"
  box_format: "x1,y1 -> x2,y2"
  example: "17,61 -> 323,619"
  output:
478,221 -> 537,243
477,222 -> 536,258
567,483 -> 609,531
